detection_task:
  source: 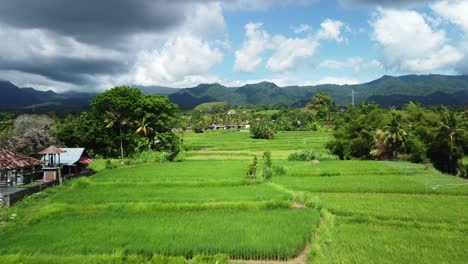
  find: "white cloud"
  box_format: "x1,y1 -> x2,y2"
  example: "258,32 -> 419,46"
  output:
266,36 -> 318,72
292,24 -> 311,33
319,57 -> 382,74
431,0 -> 468,33
371,8 -> 463,72
223,0 -> 315,10
221,76 -> 360,87
0,25 -> 122,63
233,23 -> 270,72
131,33 -> 223,86
316,19 -> 346,42
184,2 -> 227,38
319,60 -> 346,69
235,18 -> 345,74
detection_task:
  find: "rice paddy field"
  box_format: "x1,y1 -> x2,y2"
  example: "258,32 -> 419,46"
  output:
0,130 -> 467,263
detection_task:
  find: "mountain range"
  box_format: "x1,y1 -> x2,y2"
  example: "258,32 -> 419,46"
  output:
1,74 -> 467,111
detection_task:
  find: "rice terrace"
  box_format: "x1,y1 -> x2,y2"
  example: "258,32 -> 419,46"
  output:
0,130 -> 467,263
1,0 -> 468,263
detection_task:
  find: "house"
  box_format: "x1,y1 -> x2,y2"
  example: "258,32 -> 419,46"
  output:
38,146 -> 93,181
59,148 -> 93,176
227,109 -> 237,115
38,145 -> 65,182
0,148 -> 42,187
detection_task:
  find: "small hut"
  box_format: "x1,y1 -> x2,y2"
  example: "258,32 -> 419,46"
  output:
59,148 -> 93,176
0,148 -> 42,187
38,146 -> 65,182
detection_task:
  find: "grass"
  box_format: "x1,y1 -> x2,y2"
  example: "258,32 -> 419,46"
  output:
329,219 -> 468,264
182,130 -> 332,159
272,160 -> 468,194
52,183 -> 292,204
1,130 -> 468,263
0,208 -> 319,259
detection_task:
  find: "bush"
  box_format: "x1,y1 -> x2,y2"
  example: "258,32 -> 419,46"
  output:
250,120 -> 276,139
246,156 -> 258,179
105,159 -> 114,169
191,254 -> 228,264
272,165 -> 286,176
132,151 -> 173,163
288,150 -> 337,161
262,151 -> 273,179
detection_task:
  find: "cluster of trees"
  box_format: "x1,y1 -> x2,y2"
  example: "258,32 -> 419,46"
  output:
55,87 -> 180,158
326,102 -> 468,176
0,87 -> 181,159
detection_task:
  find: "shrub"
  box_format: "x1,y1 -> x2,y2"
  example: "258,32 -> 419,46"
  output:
105,159 -> 114,169
288,150 -> 337,161
246,156 -> 258,179
320,171 -> 341,177
262,151 -> 273,179
250,120 -> 276,139
272,165 -> 286,176
191,254 -> 229,264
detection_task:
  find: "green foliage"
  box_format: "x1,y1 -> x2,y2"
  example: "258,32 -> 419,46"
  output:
250,120 -> 275,139
272,165 -> 286,176
246,156 -> 258,179
191,254 -> 228,264
308,209 -> 335,264
288,150 -> 337,161
306,92 -> 337,121
55,86 -> 180,158
262,151 -> 273,179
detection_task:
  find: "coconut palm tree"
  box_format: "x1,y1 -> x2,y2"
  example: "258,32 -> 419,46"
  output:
437,110 -> 466,174
383,113 -> 407,159
105,111 -> 130,158
135,117 -> 154,150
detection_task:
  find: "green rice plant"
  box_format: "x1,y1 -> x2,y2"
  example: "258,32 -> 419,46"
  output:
0,208 -> 320,259
51,184 -> 292,204
272,165 -> 286,176
328,219 -> 468,264
288,150 -> 337,161
308,209 -> 335,264
190,254 -> 228,264
319,172 -> 341,177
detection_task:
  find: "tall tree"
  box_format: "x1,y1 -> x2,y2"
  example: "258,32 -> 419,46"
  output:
429,109 -> 466,175
383,113 -> 407,159
305,92 -> 337,121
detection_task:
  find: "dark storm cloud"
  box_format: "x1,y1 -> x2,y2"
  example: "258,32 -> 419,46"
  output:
0,0 -> 195,46
0,55 -> 127,85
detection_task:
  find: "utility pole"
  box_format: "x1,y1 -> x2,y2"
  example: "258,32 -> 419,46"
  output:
351,89 -> 355,107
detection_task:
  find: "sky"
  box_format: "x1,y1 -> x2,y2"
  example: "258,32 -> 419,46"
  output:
0,0 -> 467,92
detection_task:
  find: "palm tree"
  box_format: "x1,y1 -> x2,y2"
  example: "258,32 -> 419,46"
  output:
437,110 -> 465,174
135,117 -> 154,150
105,111 -> 129,158
383,113 -> 407,159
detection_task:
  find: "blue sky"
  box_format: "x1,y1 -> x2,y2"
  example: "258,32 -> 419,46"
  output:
0,0 -> 467,91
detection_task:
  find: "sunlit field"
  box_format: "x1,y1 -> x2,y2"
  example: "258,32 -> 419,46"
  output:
0,130 -> 466,263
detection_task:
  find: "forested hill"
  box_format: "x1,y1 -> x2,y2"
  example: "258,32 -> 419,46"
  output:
0,80 -> 96,111
1,74 -> 468,110
169,74 -> 468,108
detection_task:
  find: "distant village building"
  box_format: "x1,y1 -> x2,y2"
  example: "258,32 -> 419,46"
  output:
227,109 -> 237,115
38,146 -> 65,182
38,146 -> 93,182
59,148 -> 93,176
0,148 -> 42,187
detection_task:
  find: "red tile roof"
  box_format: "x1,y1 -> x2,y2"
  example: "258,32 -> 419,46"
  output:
0,148 -> 42,170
